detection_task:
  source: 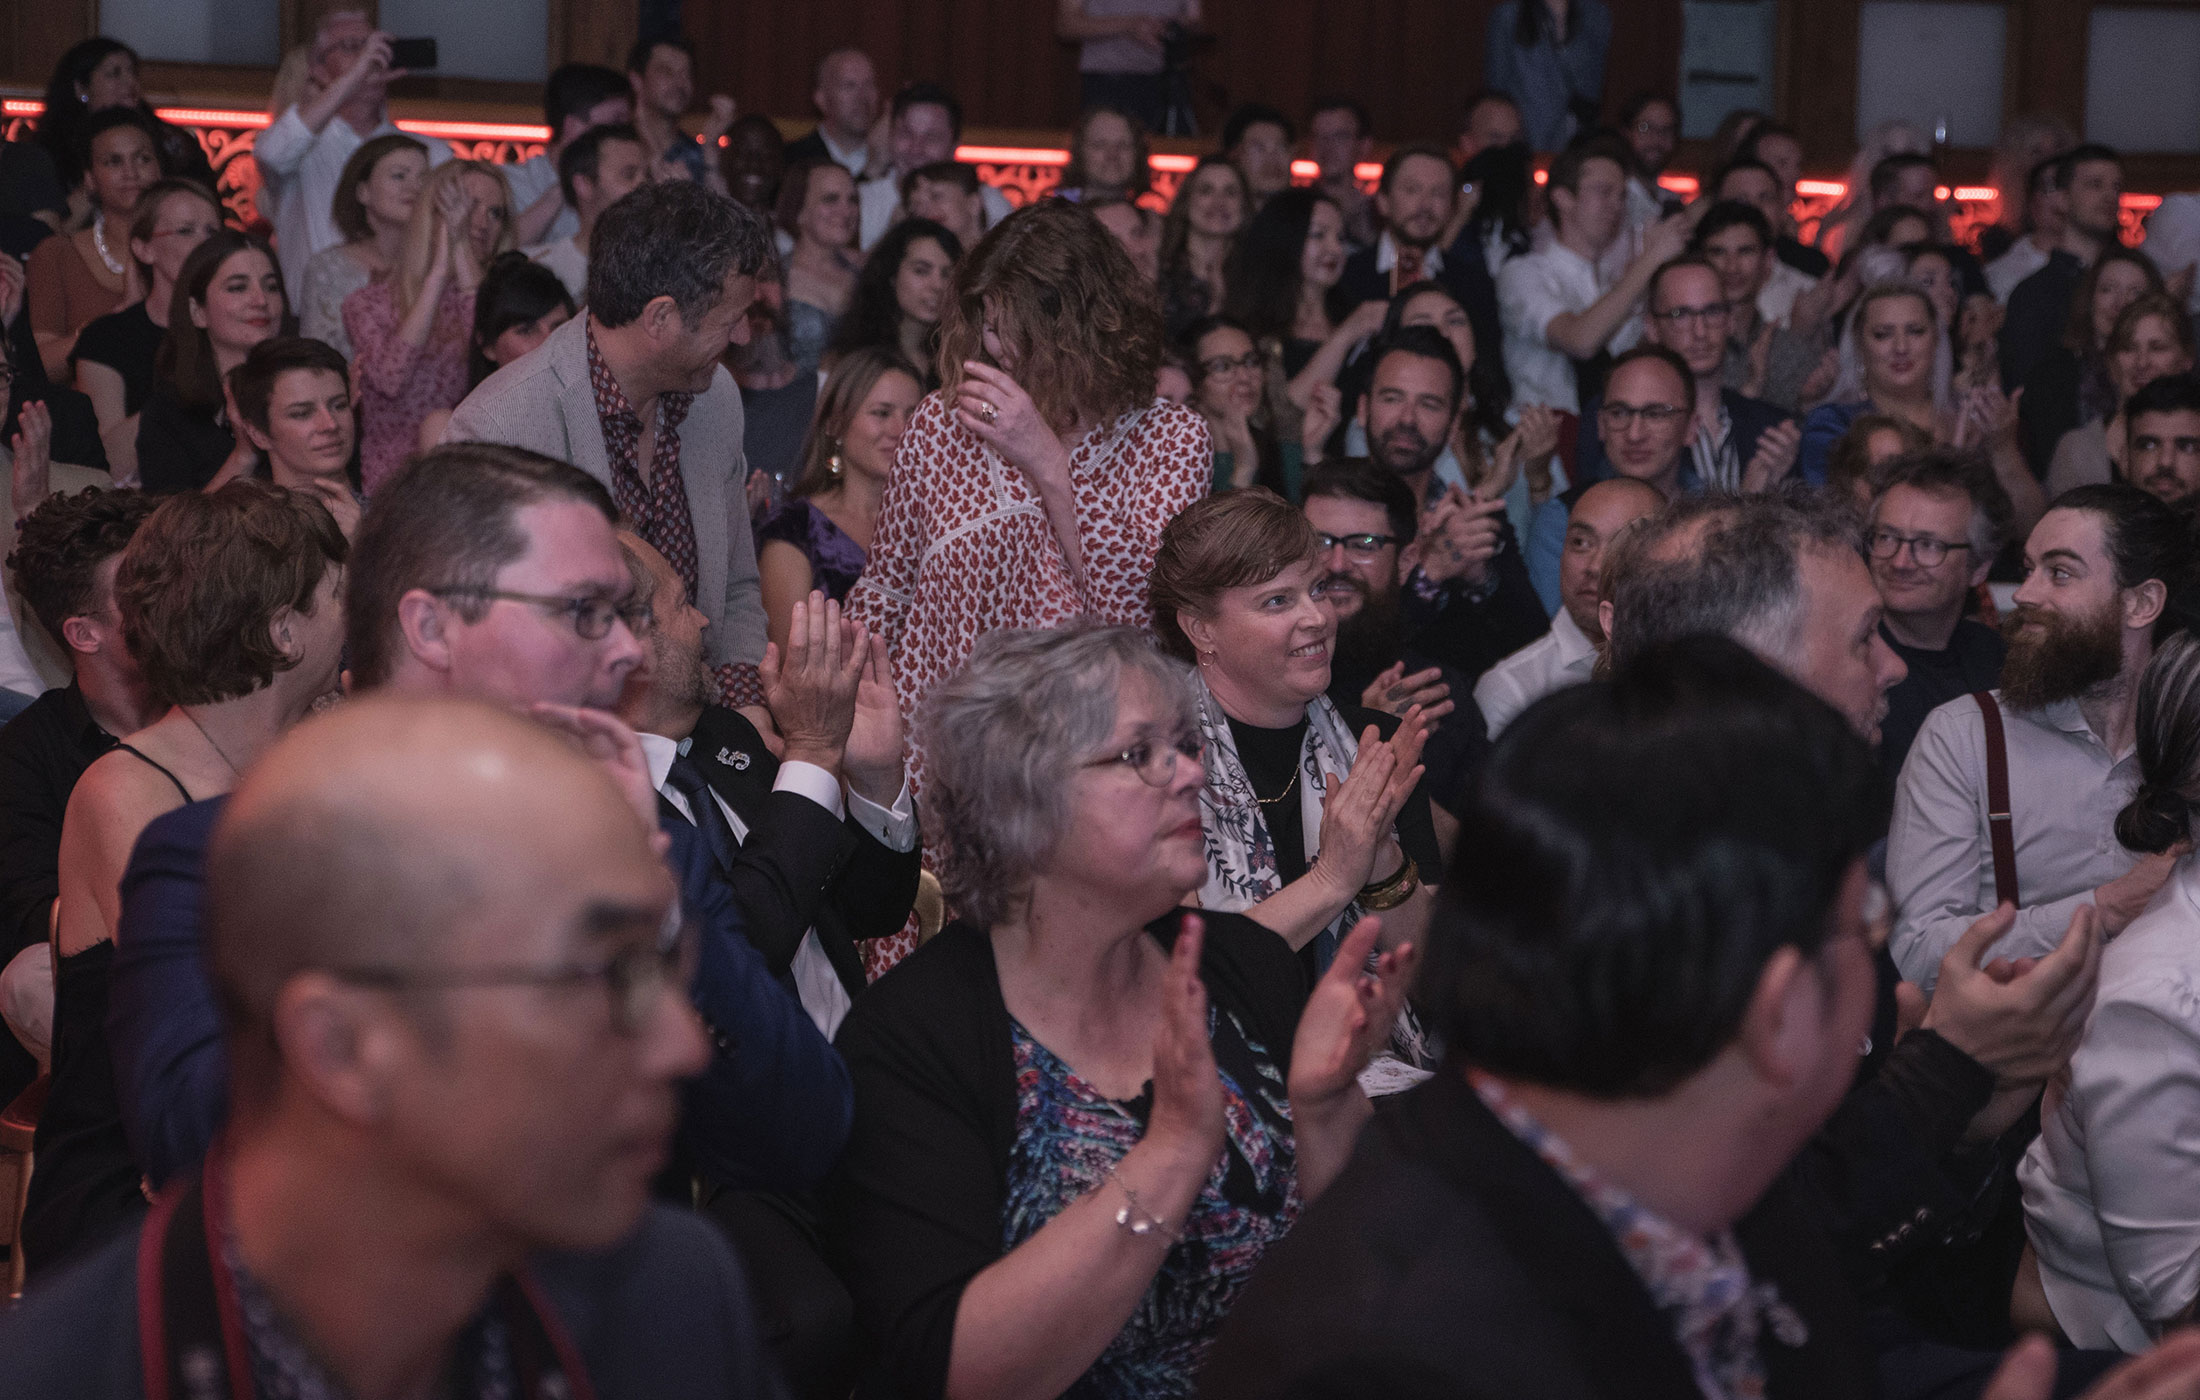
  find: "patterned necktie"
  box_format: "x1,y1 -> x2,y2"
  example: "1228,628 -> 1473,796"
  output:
664,752 -> 740,876
1393,244 -> 1427,290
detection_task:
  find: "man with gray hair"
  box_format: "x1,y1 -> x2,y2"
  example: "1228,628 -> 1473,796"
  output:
1868,451 -> 2013,777
446,180 -> 777,719
1605,491 -> 1907,746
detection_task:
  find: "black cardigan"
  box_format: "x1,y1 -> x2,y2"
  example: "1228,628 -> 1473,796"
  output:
826,908 -> 1309,1400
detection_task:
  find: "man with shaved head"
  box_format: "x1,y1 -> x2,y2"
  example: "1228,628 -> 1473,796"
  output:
103,443 -> 851,1223
0,697 -> 785,1397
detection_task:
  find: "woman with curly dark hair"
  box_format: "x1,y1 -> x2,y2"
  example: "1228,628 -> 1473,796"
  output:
824,216 -> 962,384
847,198 -> 1212,974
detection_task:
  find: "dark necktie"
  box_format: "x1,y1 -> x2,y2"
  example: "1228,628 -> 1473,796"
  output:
664,752 -> 741,876
1392,245 -> 1427,291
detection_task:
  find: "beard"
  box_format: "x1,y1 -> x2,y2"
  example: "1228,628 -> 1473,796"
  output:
2000,599 -> 2125,711
1326,574 -> 1406,697
1373,422 -> 1442,480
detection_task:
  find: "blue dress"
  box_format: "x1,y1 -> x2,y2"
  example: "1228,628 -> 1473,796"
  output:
1799,400 -> 1871,487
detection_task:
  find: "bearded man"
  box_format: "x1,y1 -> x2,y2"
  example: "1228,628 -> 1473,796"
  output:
1889,484 -> 2197,991
1300,458 -> 1492,818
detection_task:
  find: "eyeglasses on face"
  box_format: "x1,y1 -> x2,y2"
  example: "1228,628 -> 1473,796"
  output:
327,916 -> 699,1037
1597,402 -> 1689,429
1866,528 -> 1973,567
1650,302 -> 1732,327
1085,732 -> 1205,787
431,587 -> 654,639
1315,530 -> 1402,560
1200,352 -> 1265,377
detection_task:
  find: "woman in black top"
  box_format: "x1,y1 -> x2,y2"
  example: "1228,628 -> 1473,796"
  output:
30,482 -> 346,1276
137,230 -> 287,493
829,624 -> 1415,1400
72,177 -> 222,482
1151,488 -> 1440,977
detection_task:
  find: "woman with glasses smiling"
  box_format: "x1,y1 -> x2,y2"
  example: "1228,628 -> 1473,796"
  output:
1151,489 -> 1439,979
830,622 -> 1417,1400
1179,314 -> 1337,500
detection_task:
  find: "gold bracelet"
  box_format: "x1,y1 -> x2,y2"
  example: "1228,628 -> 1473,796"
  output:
1358,855 -> 1420,911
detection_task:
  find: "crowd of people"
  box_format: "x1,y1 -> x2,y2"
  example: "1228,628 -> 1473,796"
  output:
12,5 -> 2200,1399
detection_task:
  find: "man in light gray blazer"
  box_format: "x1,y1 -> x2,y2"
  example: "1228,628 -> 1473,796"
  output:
444,180 -> 773,711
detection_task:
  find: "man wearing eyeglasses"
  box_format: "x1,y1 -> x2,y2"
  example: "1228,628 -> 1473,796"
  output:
1868,452 -> 2012,776
0,697 -> 789,1397
103,444 -> 851,1246
1574,258 -> 1798,498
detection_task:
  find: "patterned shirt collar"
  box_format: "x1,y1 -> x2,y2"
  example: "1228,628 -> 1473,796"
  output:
1469,1069 -> 1806,1400
584,321 -> 694,441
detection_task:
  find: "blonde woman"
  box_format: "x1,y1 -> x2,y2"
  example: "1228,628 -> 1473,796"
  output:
341,158 -> 513,491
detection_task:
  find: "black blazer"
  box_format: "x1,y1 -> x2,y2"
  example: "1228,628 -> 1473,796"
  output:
662,705 -> 921,1002
1198,1070 -> 1874,1400
1336,233 -> 1503,401
1574,387 -> 1795,490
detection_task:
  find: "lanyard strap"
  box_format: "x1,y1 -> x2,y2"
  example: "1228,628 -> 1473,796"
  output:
137,1159 -> 599,1400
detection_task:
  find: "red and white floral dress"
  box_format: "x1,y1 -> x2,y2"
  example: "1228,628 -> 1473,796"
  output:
847,391 -> 1211,976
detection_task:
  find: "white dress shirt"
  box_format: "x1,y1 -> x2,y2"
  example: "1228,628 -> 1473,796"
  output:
255,105 -> 452,305
502,153 -> 580,245
814,128 -> 869,177
1987,238 -> 2054,305
1757,259 -> 1818,328
1888,693 -> 2138,992
2021,855 -> 2200,1353
1473,607 -> 1597,738
1497,241 -> 1638,416
858,174 -> 1012,251
526,235 -> 589,303
636,730 -> 916,1038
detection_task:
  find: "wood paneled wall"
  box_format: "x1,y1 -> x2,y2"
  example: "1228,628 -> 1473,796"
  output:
682,0 -> 1682,147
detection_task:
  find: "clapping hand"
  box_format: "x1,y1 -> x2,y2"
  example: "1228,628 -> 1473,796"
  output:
1287,911 -> 1420,1110
1312,713 -> 1430,897
1741,419 -> 1803,493
1300,384 -> 1342,463
1360,662 -> 1453,723
10,399 -> 52,523
1146,916 -> 1227,1160
1922,903 -> 2101,1142
843,632 -> 906,807
1984,1331 -> 2200,1400
759,591 -> 867,777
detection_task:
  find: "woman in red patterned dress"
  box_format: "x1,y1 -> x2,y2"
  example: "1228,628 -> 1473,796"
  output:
848,197 -> 1211,973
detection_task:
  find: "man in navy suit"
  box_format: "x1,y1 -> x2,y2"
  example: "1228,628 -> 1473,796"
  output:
105,444 -> 851,1207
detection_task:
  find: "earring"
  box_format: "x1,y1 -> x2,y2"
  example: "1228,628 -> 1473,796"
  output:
828,443 -> 844,479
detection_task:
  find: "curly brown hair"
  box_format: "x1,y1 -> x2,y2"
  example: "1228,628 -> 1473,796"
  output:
116,481 -> 348,706
935,199 -> 1164,432
5,487 -> 158,645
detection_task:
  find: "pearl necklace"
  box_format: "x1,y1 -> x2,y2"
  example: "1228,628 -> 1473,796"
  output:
91,212 -> 126,277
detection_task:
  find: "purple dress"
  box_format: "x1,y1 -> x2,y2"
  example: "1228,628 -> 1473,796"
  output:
756,498 -> 868,602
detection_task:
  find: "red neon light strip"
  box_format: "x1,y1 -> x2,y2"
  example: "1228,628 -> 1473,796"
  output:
0,100 -> 2168,216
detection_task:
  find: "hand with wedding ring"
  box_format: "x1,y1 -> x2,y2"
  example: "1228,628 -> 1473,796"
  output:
957,360 -> 1070,492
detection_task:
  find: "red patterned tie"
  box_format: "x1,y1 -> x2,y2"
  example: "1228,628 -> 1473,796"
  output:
1393,245 -> 1427,291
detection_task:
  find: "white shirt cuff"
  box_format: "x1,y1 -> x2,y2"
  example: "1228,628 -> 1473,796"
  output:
773,760 -> 845,820
849,780 -> 919,853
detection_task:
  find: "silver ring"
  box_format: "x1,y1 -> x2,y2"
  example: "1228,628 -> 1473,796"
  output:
979,401 -> 999,424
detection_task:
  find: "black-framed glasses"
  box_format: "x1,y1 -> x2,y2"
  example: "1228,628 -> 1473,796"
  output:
431,587 -> 653,639
1200,352 -> 1265,377
1315,530 -> 1402,560
1866,528 -> 1973,568
1650,302 -> 1732,327
328,917 -> 698,1037
1085,732 -> 1205,788
1597,402 -> 1689,429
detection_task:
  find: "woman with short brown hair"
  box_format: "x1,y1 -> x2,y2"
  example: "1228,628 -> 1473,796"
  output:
32,481 -> 346,1272
846,198 -> 1211,976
